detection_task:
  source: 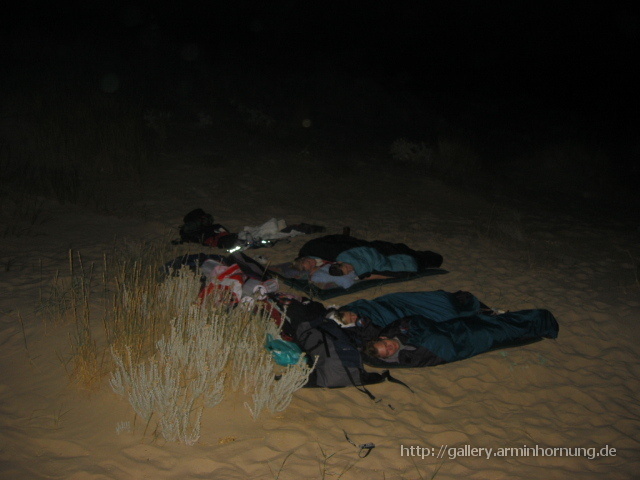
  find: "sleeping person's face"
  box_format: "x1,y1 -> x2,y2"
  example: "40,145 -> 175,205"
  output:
374,338 -> 400,358
336,262 -> 354,275
339,311 -> 358,324
299,257 -> 317,272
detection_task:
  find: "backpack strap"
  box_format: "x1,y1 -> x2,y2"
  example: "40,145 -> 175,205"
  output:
343,363 -> 377,401
319,328 -> 378,399
381,370 -> 415,393
320,330 -> 331,358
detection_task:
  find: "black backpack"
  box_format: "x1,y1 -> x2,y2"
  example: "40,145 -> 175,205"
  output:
297,318 -> 385,389
177,208 -> 238,248
282,299 -> 397,394
179,208 -> 216,243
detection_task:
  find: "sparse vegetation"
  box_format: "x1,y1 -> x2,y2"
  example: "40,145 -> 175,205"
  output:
107,266 -> 314,443
37,269 -> 80,325
39,240 -> 314,444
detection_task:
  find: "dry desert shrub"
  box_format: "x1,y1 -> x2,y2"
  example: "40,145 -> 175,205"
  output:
43,241 -> 314,444
109,270 -> 315,444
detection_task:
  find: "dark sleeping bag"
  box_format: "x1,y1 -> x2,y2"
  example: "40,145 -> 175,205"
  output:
361,309 -> 559,368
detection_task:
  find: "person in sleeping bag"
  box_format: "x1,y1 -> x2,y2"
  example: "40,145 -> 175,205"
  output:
334,290 -> 492,328
294,234 -> 443,280
292,255 -> 393,289
359,308 -> 559,367
308,261 -> 360,289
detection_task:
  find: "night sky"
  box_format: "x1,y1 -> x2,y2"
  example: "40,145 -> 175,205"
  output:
7,3 -> 636,100
3,1 -> 639,199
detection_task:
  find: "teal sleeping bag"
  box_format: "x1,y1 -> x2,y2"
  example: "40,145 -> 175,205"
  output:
361,309 -> 559,368
341,290 -> 482,327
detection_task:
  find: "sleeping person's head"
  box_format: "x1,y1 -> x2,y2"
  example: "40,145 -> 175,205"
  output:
336,310 -> 358,325
292,256 -> 318,272
328,262 -> 354,276
364,337 -> 400,359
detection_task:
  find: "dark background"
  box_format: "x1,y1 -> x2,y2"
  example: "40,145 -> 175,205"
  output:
2,1 -> 638,215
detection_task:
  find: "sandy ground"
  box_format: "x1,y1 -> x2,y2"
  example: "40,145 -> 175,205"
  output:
1,131 -> 639,479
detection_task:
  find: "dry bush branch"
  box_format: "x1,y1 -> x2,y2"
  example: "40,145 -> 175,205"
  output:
110,269 -> 314,443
